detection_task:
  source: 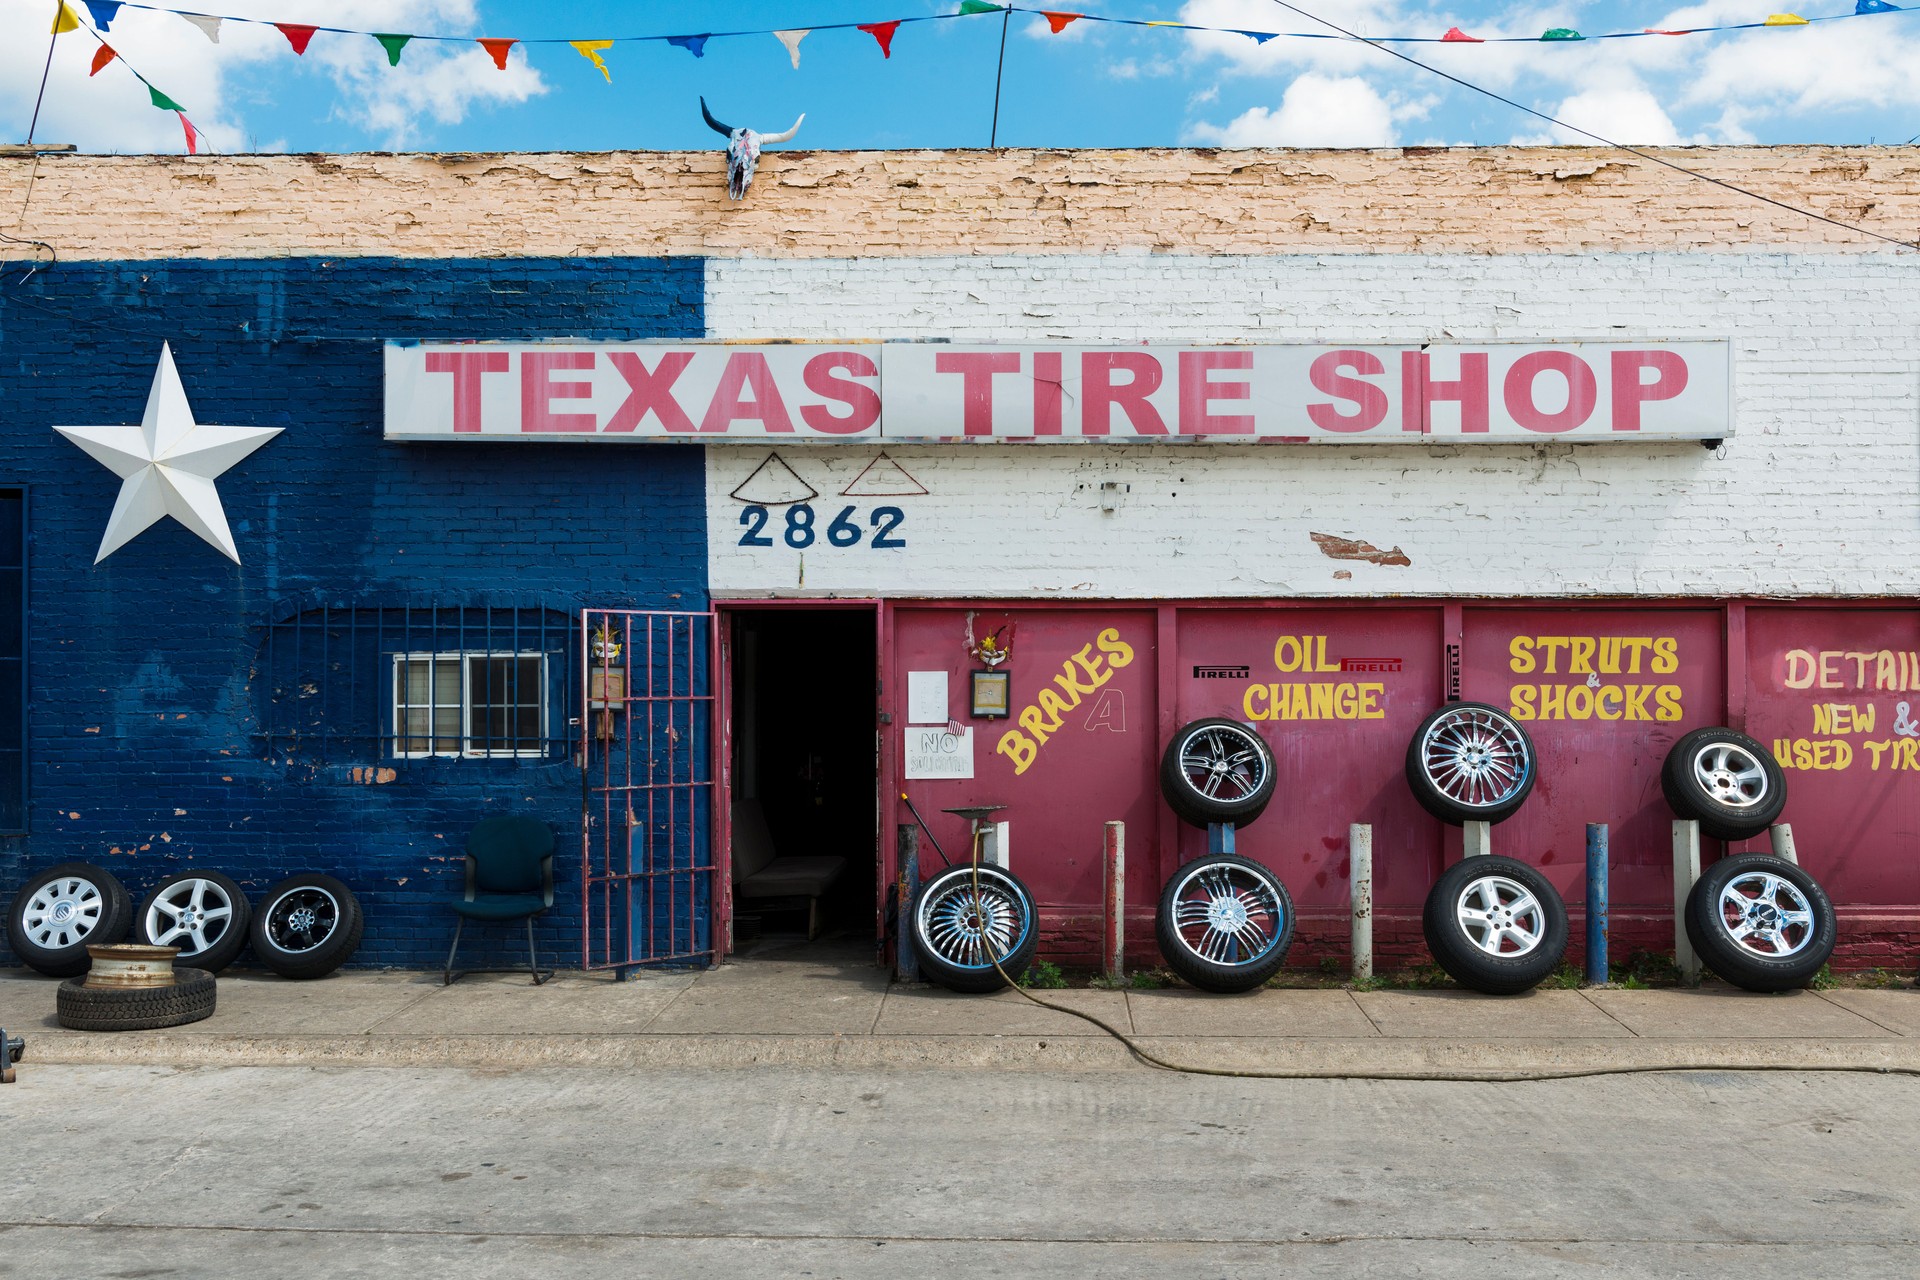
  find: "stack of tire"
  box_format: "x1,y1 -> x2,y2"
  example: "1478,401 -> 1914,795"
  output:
5,866 -> 365,1029
1153,718 -> 1294,993
1663,726 -> 1835,992
1405,702 -> 1568,995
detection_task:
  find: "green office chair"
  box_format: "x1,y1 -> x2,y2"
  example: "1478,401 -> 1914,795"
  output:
443,816 -> 556,986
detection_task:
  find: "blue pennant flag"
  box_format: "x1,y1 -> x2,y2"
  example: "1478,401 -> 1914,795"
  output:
84,0 -> 121,27
667,34 -> 710,57
1856,0 -> 1898,11
1234,29 -> 1277,43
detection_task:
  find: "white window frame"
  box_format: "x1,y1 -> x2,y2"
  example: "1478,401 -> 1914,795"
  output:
391,651 -> 549,759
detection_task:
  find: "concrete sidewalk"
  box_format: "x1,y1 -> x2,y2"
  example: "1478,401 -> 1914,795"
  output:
5,945 -> 1918,1076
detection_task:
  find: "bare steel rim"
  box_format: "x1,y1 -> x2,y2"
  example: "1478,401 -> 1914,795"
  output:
1690,741 -> 1771,811
1454,874 -> 1548,957
1177,723 -> 1270,804
143,878 -> 237,958
1717,870 -> 1816,958
21,875 -> 106,950
918,869 -> 1032,972
262,886 -> 342,955
1421,707 -> 1530,810
1168,861 -> 1286,967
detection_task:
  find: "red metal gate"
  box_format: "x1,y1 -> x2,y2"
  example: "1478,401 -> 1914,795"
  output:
581,608 -> 718,971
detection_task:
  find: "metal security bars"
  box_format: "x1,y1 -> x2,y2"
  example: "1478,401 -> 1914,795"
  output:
581,608 -> 717,972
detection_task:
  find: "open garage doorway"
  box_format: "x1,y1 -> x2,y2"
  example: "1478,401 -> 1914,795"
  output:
724,605 -> 879,961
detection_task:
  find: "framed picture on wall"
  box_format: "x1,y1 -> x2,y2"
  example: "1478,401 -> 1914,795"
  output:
970,669 -> 1010,719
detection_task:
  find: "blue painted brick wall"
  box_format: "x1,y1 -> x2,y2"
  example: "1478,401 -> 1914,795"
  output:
0,257 -> 709,971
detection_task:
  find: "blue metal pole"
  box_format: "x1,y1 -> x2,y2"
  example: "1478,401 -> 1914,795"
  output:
1585,822 -> 1609,985
897,824 -> 920,983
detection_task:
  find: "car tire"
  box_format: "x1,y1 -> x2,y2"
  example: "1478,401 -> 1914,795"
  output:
1405,702 -> 1537,826
1684,854 -> 1836,992
909,863 -> 1040,995
249,874 -> 364,980
133,871 -> 252,974
1154,854 -> 1295,994
1159,718 -> 1278,829
5,862 -> 134,978
1662,727 -> 1788,842
56,968 -> 217,1032
1422,855 -> 1569,995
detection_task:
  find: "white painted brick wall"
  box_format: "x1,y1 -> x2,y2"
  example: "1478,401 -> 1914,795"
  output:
704,252 -> 1920,599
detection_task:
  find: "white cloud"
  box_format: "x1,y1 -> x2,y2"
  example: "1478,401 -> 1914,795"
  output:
1189,72 -> 1399,147
1511,84 -> 1686,145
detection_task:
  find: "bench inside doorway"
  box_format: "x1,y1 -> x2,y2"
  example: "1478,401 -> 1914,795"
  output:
731,800 -> 848,940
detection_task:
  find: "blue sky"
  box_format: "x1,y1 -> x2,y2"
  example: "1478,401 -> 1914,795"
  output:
5,0 -> 1919,154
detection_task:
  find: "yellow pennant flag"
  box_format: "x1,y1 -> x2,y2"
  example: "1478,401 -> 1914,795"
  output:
571,39 -> 614,82
51,2 -> 81,34
1764,11 -> 1809,22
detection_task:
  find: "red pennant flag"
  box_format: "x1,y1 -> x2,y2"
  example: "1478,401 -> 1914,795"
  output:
275,23 -> 317,55
478,37 -> 516,69
1441,26 -> 1482,41
178,113 -> 199,155
1041,11 -> 1082,32
858,21 -> 900,57
1642,27 -> 1695,34
89,42 -> 117,75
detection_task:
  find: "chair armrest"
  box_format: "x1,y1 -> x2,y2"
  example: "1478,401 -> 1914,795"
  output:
463,853 -> 477,903
539,853 -> 555,909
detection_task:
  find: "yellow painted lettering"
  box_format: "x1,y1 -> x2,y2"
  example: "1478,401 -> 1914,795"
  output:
1243,684 -> 1269,722
1309,683 -> 1336,720
1509,636 -> 1536,675
1654,684 -> 1683,722
1359,683 -> 1384,719
1509,686 -> 1535,720
1866,740 -> 1892,770
1783,649 -> 1815,689
1596,688 -> 1622,721
1095,628 -> 1134,669
1626,684 -> 1656,720
1652,637 -> 1679,675
997,730 -> 1037,774
1315,635 -> 1341,672
1035,688 -> 1074,726
1018,705 -> 1055,745
1068,643 -> 1111,690
1274,635 -> 1302,673
1538,637 -> 1568,675
1538,684 -> 1567,719
1569,637 -> 1596,675
1819,651 -> 1842,689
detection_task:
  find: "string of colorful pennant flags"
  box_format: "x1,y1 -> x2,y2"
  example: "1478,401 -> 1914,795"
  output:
44,0 -> 1917,153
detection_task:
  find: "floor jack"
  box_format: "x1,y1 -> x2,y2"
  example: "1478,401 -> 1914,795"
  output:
1,1026 -> 22,1084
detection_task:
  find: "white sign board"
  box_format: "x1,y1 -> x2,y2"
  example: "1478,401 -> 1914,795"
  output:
385,341 -> 1731,444
906,671 -> 949,725
902,726 -> 974,780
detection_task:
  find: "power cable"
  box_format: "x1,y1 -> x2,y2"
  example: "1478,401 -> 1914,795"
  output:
1262,0 -> 1920,252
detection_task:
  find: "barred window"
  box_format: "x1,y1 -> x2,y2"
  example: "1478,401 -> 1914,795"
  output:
392,652 -> 548,759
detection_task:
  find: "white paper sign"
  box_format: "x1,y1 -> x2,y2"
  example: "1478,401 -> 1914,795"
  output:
903,726 -> 974,780
906,670 -> 949,725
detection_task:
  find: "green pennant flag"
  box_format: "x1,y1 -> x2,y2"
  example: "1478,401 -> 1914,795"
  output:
374,33 -> 411,66
148,85 -> 185,112
959,0 -> 1006,11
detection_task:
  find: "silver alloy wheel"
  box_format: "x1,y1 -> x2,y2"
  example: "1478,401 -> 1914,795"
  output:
1717,870 -> 1816,958
261,886 -> 341,955
1167,861 -> 1285,966
918,870 -> 1027,971
22,876 -> 106,951
1420,706 -> 1530,810
143,877 -> 237,958
1689,741 -> 1771,811
1176,723 -> 1270,804
1454,874 -> 1548,957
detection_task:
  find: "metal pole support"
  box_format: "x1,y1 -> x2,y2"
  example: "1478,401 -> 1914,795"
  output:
1769,823 -> 1799,866
1462,820 -> 1492,859
1207,822 -> 1236,857
1103,820 -> 1125,984
1585,823 -> 1609,986
896,824 -> 920,983
1349,823 -> 1373,983
1673,819 -> 1702,984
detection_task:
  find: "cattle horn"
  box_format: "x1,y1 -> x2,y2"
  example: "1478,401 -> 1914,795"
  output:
757,115 -> 805,145
700,96 -> 734,137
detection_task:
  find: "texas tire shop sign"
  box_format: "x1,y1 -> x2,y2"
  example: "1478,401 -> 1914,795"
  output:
385,341 -> 1730,442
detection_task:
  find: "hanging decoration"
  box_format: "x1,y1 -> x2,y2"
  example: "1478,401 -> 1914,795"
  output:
774,28 -> 809,68
275,23 -> 318,55
701,96 -> 805,201
477,37 -> 517,70
858,20 -> 902,56
374,33 -> 411,66
52,2 -> 81,33
84,1 -> 122,28
179,13 -> 219,42
965,613 -> 1016,669
571,39 -> 615,81
89,43 -> 118,75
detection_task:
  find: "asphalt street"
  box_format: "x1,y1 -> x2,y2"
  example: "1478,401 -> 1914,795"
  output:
3,1063 -> 1918,1277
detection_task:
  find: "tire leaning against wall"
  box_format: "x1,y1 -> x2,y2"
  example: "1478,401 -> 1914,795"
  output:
1684,854 -> 1836,993
1154,854 -> 1296,994
1422,855 -> 1569,995
248,874 -> 365,980
5,862 -> 134,978
909,864 -> 1040,995
1661,727 -> 1788,842
1404,702 -> 1537,826
133,871 -> 253,975
1158,718 -> 1279,829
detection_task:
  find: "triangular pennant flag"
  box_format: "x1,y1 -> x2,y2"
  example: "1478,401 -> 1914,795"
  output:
276,24 -> 318,55
1442,26 -> 1483,41
1763,12 -> 1809,23
774,29 -> 808,68
374,33 -> 410,66
477,38 -> 516,69
178,113 -> 199,156
1234,29 -> 1276,44
89,42 -> 117,75
571,40 -> 614,82
51,3 -> 79,34
1540,27 -> 1584,40
1041,11 -> 1082,33
1146,20 -> 1181,25
1856,0 -> 1898,12
148,85 -> 185,112
959,0 -> 1006,12
667,34 -> 709,57
84,1 -> 121,29
859,21 -> 901,56
181,13 -> 220,43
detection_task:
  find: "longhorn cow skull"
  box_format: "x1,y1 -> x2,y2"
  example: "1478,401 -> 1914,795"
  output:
701,97 -> 804,201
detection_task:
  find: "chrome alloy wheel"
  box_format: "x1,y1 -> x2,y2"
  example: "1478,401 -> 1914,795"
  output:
1690,741 -> 1771,811
917,871 -> 1028,971
1454,874 -> 1548,957
1167,861 -> 1285,967
143,877 -> 237,958
261,886 -> 341,954
1420,707 -> 1530,810
22,876 -> 106,950
1176,724 -> 1270,804
1718,870 -> 1816,958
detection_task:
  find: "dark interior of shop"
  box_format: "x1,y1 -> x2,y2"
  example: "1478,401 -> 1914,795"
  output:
728,608 -> 878,955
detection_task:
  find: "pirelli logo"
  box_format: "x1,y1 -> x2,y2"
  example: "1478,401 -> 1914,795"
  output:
1193,665 -> 1251,680
1340,658 -> 1404,673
